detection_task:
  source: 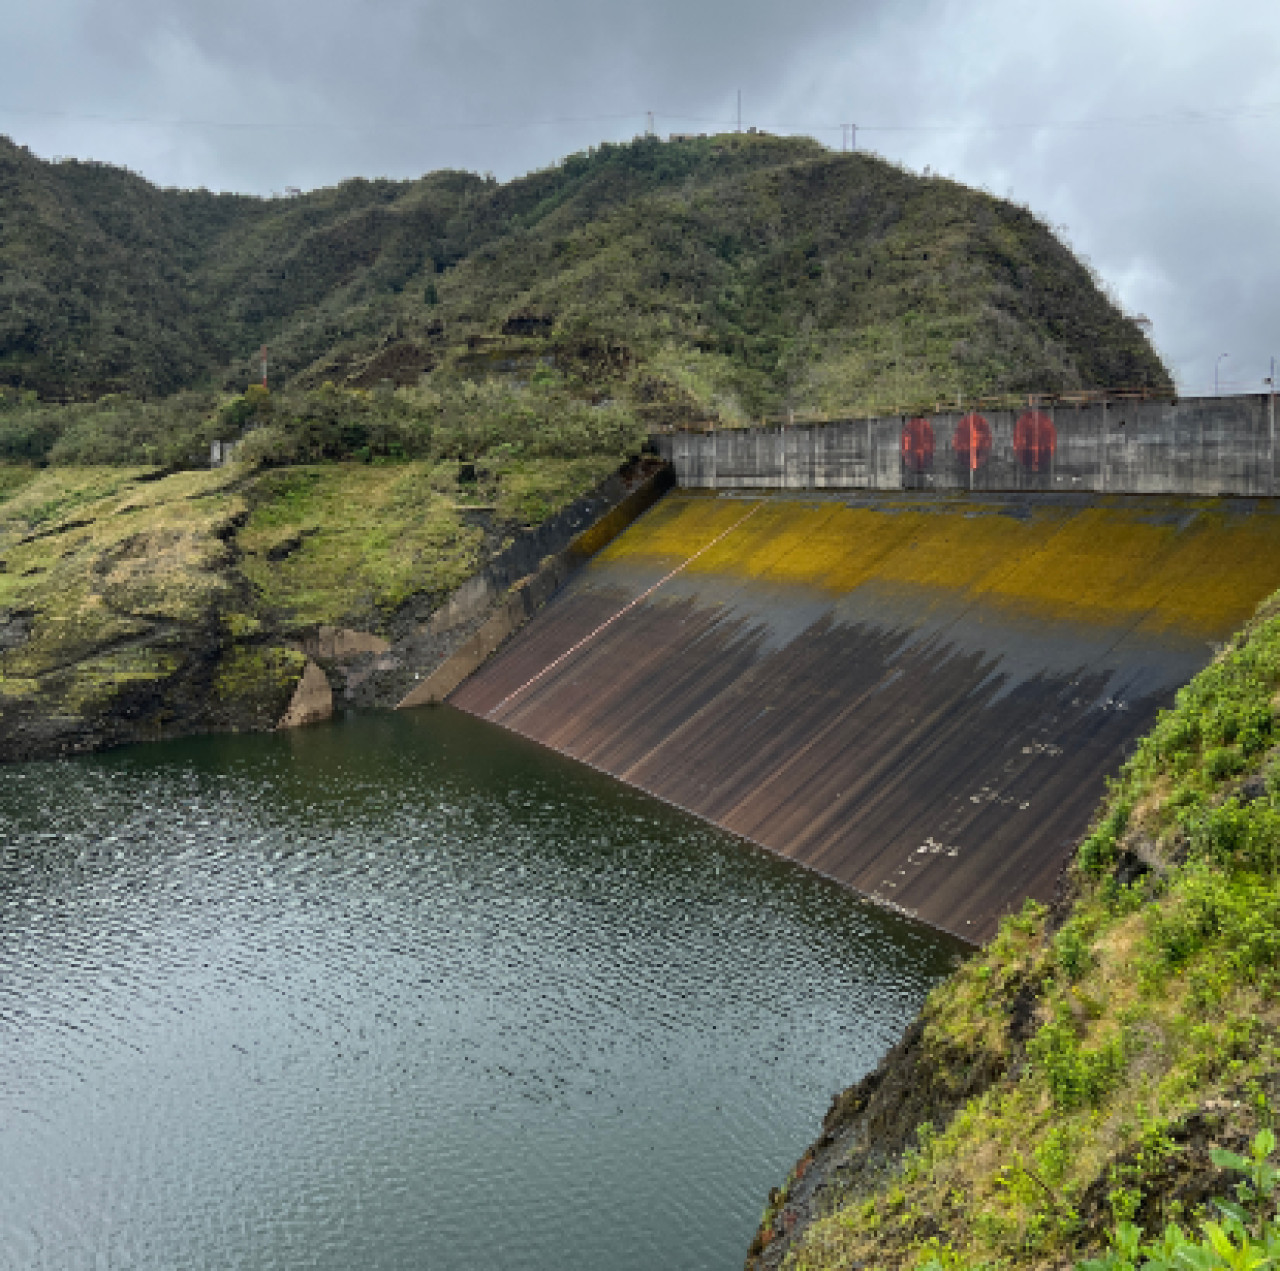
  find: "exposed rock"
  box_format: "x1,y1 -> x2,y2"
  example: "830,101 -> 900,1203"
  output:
398,557 -> 569,707
0,468 -> 309,762
277,660 -> 333,729
746,1018 -> 1006,1269
304,626 -> 390,660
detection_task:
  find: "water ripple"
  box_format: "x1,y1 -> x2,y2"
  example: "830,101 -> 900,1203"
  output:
0,709 -> 963,1271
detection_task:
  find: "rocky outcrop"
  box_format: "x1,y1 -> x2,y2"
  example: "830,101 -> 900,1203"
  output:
277,659 -> 334,729
303,626 -> 390,660
398,555 -> 571,707
746,1016 -> 1007,1269
0,466 -> 309,763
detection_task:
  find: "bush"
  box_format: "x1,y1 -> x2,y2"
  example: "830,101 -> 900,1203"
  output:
0,376 -> 646,474
1147,858 -> 1280,983
1078,799 -> 1131,875
1129,621 -> 1280,790
1191,796 -> 1280,873
1053,921 -> 1094,980
1029,1009 -> 1126,1111
1203,746 -> 1246,780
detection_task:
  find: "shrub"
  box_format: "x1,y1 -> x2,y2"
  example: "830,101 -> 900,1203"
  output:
1203,746 -> 1246,781
1053,921 -> 1094,981
1191,797 -> 1280,873
1078,800 -> 1131,875
1029,1009 -> 1126,1111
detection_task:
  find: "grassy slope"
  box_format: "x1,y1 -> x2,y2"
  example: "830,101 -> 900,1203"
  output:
238,452 -> 619,627
766,593 -> 1280,1270
0,464 -> 272,721
0,451 -> 625,742
1,132 -> 1169,419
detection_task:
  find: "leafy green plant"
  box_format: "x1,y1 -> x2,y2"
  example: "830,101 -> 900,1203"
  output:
1214,1128 -> 1279,1214
1080,799 -> 1132,875
1055,921 -> 1095,981
1079,1130 -> 1280,1271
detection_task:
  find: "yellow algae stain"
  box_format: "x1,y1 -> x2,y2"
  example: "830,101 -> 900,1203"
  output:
689,499 -> 840,578
1127,512 -> 1280,637
598,492 -> 1280,641
597,492 -> 767,567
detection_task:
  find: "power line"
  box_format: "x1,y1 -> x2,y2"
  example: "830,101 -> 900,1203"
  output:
2,99 -> 1279,139
0,105 -> 644,133
841,101 -> 1280,134
656,101 -> 1280,134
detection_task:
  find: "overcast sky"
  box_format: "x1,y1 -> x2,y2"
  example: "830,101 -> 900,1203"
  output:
3,0 -> 1277,394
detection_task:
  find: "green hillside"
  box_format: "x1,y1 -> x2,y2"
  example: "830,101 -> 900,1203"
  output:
1,131 -> 1169,427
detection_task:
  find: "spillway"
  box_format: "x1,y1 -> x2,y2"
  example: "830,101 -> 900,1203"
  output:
449,490 -> 1280,941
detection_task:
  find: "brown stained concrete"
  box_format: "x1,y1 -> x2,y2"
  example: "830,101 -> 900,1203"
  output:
448,490 -> 1280,943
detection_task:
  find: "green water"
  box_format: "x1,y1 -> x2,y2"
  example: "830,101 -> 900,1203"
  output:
0,708 -> 963,1270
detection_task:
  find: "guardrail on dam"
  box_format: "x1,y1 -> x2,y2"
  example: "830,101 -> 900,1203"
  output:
445,487 -> 1280,943
657,394 -> 1278,496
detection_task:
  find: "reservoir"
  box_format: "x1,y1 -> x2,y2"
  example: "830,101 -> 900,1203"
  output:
0,709 -> 962,1270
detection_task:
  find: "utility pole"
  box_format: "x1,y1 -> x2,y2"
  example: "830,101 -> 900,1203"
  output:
850,123 -> 857,151
1268,356 -> 1276,496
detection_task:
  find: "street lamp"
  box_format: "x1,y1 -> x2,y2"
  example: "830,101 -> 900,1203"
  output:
1215,353 -> 1230,395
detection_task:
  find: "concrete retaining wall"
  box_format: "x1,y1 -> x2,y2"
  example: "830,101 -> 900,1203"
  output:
397,462 -> 675,708
658,395 -> 1279,496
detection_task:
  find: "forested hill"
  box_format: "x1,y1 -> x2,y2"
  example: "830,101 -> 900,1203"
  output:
0,130 -> 1170,417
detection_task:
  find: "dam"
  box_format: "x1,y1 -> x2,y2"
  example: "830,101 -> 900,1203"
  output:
441,477 -> 1280,943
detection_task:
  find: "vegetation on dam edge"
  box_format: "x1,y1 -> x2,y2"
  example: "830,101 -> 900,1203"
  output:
753,590 -> 1280,1270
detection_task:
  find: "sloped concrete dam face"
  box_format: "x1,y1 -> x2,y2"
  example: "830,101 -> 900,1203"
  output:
450,492 -> 1280,942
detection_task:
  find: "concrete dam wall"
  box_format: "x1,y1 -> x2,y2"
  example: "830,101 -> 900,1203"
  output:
659,394 -> 1278,497
447,489 -> 1280,942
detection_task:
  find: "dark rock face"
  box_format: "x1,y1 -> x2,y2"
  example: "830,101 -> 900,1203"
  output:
0,464 -> 312,763
1,639 -> 299,757
0,623 -> 304,763
746,1018 -> 1006,1270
